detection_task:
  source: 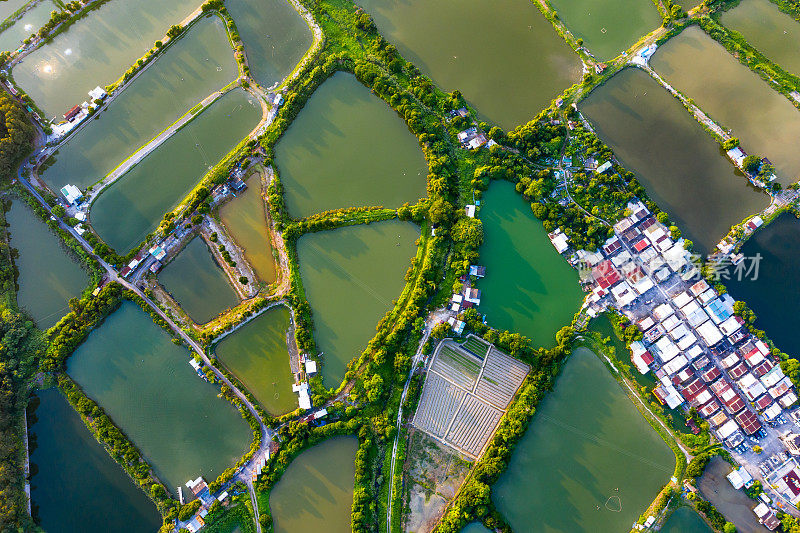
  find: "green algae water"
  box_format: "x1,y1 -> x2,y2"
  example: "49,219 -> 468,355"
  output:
493,347 -> 675,533
725,212 -> 800,358
269,436 -> 357,533
91,88 -> 261,253
0,0 -> 29,21
275,72 -> 427,218
720,0 -> 800,76
476,181 -> 583,347
29,388 -> 161,533
215,306 -> 296,415
0,1 -> 60,53
651,26 -> 800,185
356,0 -> 581,130
67,301 -> 251,493
580,68 -> 769,256
158,237 -> 239,325
662,507 -> 713,533
548,0 -> 661,60
6,199 -> 87,329
297,219 -> 418,387
461,523 -> 492,533
12,0 -> 202,118
225,0 -> 312,89
41,15 -> 238,191
219,175 -> 277,284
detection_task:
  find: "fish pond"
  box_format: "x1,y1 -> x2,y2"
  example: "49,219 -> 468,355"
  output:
720,0 -> 800,76
651,26 -> 800,185
357,0 -> 581,130
40,15 -> 238,191
6,198 -> 87,329
269,436 -> 357,533
214,306 -> 296,415
275,72 -> 427,218
476,181 -> 583,347
12,0 -> 202,118
724,212 -> 800,358
28,388 -> 161,533
0,0 -> 29,21
158,237 -> 239,325
67,301 -> 252,493
218,174 -> 277,284
0,0 -> 60,54
225,0 -> 312,89
661,506 -> 713,533
581,67 -> 769,256
297,219 -> 418,387
91,88 -> 261,253
493,347 -> 675,533
548,0 -> 661,60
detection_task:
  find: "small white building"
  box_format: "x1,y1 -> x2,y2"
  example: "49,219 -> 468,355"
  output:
727,467 -> 753,489
60,184 -> 83,205
88,86 -> 107,101
304,359 -> 317,375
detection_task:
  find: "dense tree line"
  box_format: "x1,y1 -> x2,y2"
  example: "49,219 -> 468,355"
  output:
0,91 -> 34,182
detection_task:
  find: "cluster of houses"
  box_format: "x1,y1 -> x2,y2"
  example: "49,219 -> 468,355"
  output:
725,146 -> 777,188
447,265 -> 485,335
53,86 -> 107,137
182,477 -> 231,532
548,199 -> 800,522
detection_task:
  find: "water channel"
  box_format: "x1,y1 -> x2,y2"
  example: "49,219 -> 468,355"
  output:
41,15 -> 238,191
28,388 -> 162,533
158,236 -> 239,325
651,25 -> 800,185
548,0 -> 661,60
720,0 -> 800,76
297,219 -> 418,387
724,212 -> 800,358
269,436 -> 357,533
661,506 -> 713,533
218,173 -> 277,284
698,456 -> 769,533
91,88 -> 261,254
0,0 -> 59,53
6,198 -> 87,329
225,0 -> 312,89
214,305 -> 296,415
475,181 -> 583,347
356,0 -> 581,130
493,346 -> 675,533
12,0 -> 202,118
580,67 -> 769,257
275,72 -> 427,218
67,301 -> 252,493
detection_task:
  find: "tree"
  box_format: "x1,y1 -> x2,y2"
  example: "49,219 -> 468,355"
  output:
723,137 -> 739,150
742,154 -> 761,173
431,323 -> 450,339
52,204 -> 65,218
723,522 -> 737,533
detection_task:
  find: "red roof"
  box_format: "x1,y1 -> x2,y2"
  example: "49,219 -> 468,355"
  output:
64,104 -> 82,120
699,401 -> 720,417
735,409 -> 762,435
592,260 -> 621,289
711,380 -> 732,397
602,239 -> 622,256
724,394 -> 746,415
633,238 -> 650,252
682,378 -> 704,398
755,395 -> 773,410
701,366 -> 722,384
640,350 -> 654,365
752,359 -> 775,377
728,362 -> 748,380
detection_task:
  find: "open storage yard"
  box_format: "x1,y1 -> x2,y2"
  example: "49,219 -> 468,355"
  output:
412,336 -> 529,458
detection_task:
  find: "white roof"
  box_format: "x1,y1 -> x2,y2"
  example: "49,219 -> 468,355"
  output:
60,184 -> 82,204
690,279 -> 710,296
550,233 -> 569,253
653,303 -> 674,321
669,323 -> 689,340
654,337 -> 680,363
662,315 -> 681,332
717,419 -> 739,439
697,321 -> 723,346
305,360 -> 317,374
673,292 -> 692,308
754,502 -> 771,518
451,294 -> 463,303
633,276 -> 654,294
465,205 -> 476,218
88,85 -> 107,99
763,403 -> 782,420
677,333 -> 697,351
663,354 -> 688,376
720,316 -> 742,336
660,383 -> 684,409
727,468 -> 753,489
686,345 -> 704,360
596,161 -> 612,173
780,392 -> 798,408
638,316 -> 655,331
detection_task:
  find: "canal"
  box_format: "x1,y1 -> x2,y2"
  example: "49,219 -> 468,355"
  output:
275,72 -> 427,218
548,0 -> 661,60
0,0 -> 60,54
158,237 -> 239,325
91,88 -> 261,254
29,388 -> 161,533
651,26 -> 800,185
12,0 -> 202,118
40,15 -> 238,191
225,0 -> 312,89
218,172 -> 277,284
269,436 -> 357,533
67,301 -> 252,493
6,198 -> 87,329
493,347 -> 675,533
580,67 -> 769,257
356,0 -> 581,130
297,219 -> 418,387
476,181 -> 583,348
661,506 -> 712,533
724,212 -> 800,358
214,306 -> 297,415
720,0 -> 800,77
698,456 -> 769,533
